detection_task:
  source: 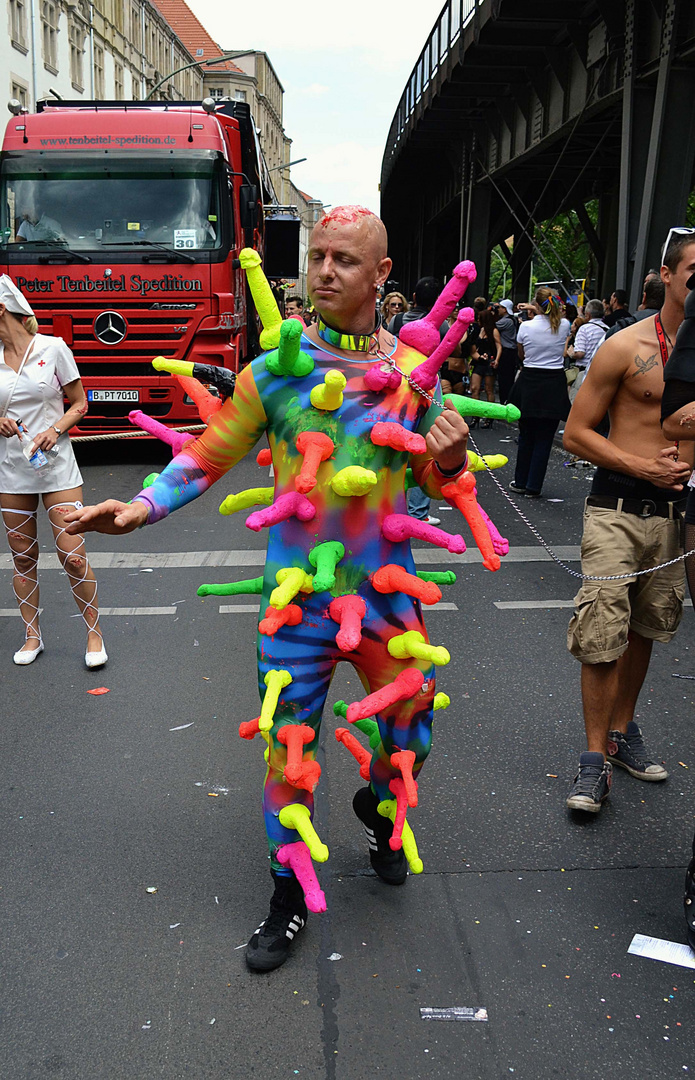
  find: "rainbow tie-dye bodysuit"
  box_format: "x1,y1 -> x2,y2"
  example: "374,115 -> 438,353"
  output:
134,331 -> 465,870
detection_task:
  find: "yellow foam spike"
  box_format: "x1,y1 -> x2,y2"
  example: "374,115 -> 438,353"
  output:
377,800 -> 423,873
330,466 -> 378,497
270,567 -> 314,610
433,692 -> 450,710
259,669 -> 292,731
467,451 -> 509,473
238,247 -> 283,350
219,487 -> 274,515
310,369 -> 346,411
152,357 -> 195,377
278,803 -> 329,862
387,630 -> 450,667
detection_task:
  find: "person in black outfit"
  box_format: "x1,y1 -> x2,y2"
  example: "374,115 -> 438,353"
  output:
603,288 -> 632,328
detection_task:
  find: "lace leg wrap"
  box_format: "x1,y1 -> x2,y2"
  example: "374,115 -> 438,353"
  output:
1,506 -> 40,642
48,502 -> 102,646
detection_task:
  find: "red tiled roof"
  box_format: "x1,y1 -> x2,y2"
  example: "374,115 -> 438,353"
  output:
153,0 -> 246,72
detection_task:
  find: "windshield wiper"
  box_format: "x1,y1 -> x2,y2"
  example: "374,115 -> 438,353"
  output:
103,240 -> 195,264
33,242 -> 92,264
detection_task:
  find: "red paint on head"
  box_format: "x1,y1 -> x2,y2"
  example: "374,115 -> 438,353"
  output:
319,205 -> 376,228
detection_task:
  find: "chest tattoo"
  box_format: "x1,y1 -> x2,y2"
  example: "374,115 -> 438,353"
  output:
631,352 -> 658,377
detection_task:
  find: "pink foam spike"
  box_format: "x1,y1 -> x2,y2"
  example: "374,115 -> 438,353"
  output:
390,749 -> 418,807
441,473 -> 500,572
336,727 -> 372,781
477,503 -> 510,556
328,594 -> 367,652
346,668 -> 424,724
410,307 -> 475,391
387,777 -> 409,851
370,421 -> 426,455
364,364 -> 402,393
399,261 -> 477,356
246,491 -> 316,532
276,840 -> 327,913
128,410 -> 194,456
381,513 -> 466,554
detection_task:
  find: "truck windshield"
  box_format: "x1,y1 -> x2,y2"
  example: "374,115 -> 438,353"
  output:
0,150 -> 226,254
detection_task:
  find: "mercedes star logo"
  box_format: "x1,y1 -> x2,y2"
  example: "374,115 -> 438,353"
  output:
94,310 -> 127,345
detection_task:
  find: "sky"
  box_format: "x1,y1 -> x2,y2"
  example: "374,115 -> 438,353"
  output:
188,0 -> 443,213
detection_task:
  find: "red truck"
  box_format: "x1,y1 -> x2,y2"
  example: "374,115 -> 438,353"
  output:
0,99 -> 297,432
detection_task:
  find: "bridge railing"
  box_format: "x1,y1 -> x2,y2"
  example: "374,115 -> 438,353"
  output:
383,0 -> 476,182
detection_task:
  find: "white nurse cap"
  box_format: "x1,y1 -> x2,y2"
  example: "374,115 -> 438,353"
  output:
0,275 -> 34,317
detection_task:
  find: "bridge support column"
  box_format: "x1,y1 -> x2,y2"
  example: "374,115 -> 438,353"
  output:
511,228 -> 534,304
463,181 -> 491,302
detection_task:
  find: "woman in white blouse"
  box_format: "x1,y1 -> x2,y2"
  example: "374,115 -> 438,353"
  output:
508,288 -> 571,497
0,276 -> 107,667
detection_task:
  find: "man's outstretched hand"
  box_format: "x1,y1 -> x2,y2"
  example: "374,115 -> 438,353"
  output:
63,499 -> 149,535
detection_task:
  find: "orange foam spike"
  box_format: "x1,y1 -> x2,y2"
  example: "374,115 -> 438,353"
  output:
441,472 -> 501,572
371,564 -> 441,605
277,724 -> 315,785
346,668 -> 424,724
258,604 -> 303,636
336,727 -> 371,781
390,749 -> 418,807
387,777 -> 409,851
370,421 -> 426,455
239,716 -> 262,740
295,431 -> 335,493
176,373 -> 224,425
257,448 -> 272,466
291,760 -> 322,793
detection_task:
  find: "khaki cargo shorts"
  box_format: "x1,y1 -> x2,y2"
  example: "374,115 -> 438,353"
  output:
567,501 -> 685,664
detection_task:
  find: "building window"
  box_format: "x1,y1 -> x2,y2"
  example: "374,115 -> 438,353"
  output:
41,0 -> 59,70
114,61 -> 124,99
69,18 -> 85,89
132,76 -> 140,100
94,43 -> 104,97
112,0 -> 123,31
209,87 -> 224,99
11,81 -> 28,109
130,2 -> 141,51
10,0 -> 28,50
234,89 -> 246,102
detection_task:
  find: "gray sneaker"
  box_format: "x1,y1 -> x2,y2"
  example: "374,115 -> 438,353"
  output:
566,752 -> 612,813
607,721 -> 669,781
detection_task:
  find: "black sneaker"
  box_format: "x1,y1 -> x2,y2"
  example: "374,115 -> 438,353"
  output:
684,847 -> 695,954
353,785 -> 407,885
607,721 -> 668,781
509,480 -> 527,493
246,871 -> 307,972
566,752 -> 612,813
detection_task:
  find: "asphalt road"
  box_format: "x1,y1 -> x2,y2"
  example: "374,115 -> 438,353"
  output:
1,426 -> 694,1080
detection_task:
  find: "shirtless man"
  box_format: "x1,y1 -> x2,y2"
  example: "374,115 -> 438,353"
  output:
563,231 -> 695,813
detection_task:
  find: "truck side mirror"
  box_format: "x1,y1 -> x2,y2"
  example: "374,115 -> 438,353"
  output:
240,184 -> 258,236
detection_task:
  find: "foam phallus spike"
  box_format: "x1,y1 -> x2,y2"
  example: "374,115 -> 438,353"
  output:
331,466 -> 377,497
295,431 -> 335,494
346,668 -> 424,724
370,421 -> 426,455
239,716 -> 265,741
363,363 -> 402,393
246,491 -> 316,532
334,703 -> 381,748
478,503 -> 510,556
152,357 -> 235,401
390,749 -> 418,807
333,700 -> 349,720
409,307 -> 475,390
382,513 -> 466,554
441,473 -> 500,571
448,394 -> 521,422
329,594 -> 367,652
266,318 -> 314,378
219,487 -> 273,516
258,604 -> 302,636
270,567 -> 314,611
310,369 -> 346,411
276,840 -> 327,913
278,803 -> 329,862
467,451 -> 508,473
308,541 -> 345,592
176,373 -> 223,425
142,472 -> 159,488
377,794 -> 423,872
257,448 -> 272,467
197,576 -> 263,597
259,669 -> 293,732
128,410 -> 193,456
434,692 -> 450,711
417,570 -> 456,585
371,564 -> 441,605
335,727 -> 372,781
399,260 -> 476,356
238,248 -> 283,349
387,630 -> 450,667
277,724 -> 315,785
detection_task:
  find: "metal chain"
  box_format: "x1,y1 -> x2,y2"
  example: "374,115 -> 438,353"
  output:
387,357 -> 695,583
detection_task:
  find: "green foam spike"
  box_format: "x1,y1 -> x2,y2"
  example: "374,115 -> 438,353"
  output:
309,540 -> 345,592
448,394 -> 521,422
333,700 -> 349,720
417,570 -> 457,585
353,717 -> 381,749
266,319 -> 314,377
197,576 -> 264,597
404,467 -> 415,491
142,472 -> 160,489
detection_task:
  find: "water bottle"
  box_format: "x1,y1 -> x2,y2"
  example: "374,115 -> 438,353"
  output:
17,420 -> 59,471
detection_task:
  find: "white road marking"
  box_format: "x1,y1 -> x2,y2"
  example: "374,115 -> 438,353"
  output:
496,599 -> 694,610
219,604 -> 261,613
100,606 -> 178,615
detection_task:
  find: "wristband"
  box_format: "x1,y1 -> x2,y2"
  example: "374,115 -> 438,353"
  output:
436,454 -> 468,477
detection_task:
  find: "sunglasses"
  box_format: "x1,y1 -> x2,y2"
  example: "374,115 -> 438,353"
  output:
662,226 -> 695,266
389,301 -> 404,309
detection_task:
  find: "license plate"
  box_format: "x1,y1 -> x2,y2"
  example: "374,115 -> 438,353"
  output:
87,390 -> 139,402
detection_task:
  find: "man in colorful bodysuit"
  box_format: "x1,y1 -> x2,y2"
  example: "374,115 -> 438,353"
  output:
65,207 -> 470,971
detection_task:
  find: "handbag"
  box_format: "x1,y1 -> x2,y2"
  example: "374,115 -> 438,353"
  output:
565,364 -> 579,385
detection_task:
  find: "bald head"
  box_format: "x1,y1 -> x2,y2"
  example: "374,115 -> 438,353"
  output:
313,205 -> 388,261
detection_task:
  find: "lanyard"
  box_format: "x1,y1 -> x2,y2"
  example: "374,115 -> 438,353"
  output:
654,313 -> 670,368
